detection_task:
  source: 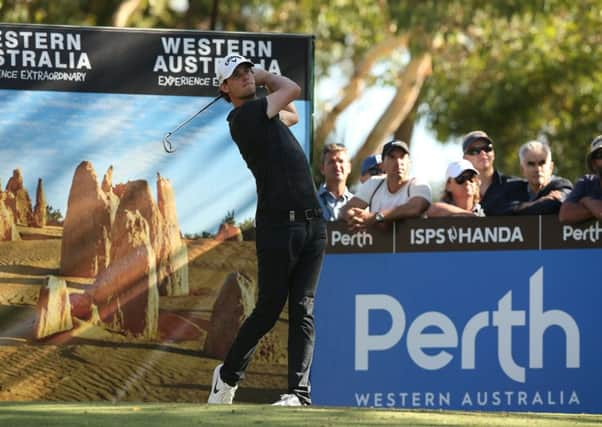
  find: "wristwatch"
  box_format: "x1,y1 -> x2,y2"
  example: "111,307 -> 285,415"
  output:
375,212 -> 385,223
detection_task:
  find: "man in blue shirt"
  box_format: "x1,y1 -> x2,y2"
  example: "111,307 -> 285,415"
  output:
559,135 -> 602,223
317,143 -> 353,221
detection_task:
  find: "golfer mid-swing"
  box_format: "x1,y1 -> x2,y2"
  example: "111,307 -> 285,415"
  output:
208,54 -> 326,406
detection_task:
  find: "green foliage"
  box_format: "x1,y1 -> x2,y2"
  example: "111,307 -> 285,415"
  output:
183,231 -> 214,240
238,217 -> 254,231
223,210 -> 236,225
2,0 -> 600,182
238,217 -> 256,241
235,0 -> 390,77
45,205 -> 63,224
0,0 -> 122,26
422,1 -> 602,181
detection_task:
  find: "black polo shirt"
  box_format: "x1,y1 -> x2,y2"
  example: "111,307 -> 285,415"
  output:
566,174 -> 602,202
510,176 -> 574,215
481,170 -> 527,216
227,97 -> 320,216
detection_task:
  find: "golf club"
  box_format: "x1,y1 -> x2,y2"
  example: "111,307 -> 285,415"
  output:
162,94 -> 223,153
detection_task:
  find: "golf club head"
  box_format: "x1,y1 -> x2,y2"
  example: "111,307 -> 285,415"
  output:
163,132 -> 175,153
161,95 -> 222,154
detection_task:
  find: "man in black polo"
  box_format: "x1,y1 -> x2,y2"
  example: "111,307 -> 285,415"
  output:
462,130 -> 525,216
207,54 -> 326,407
559,135 -> 602,223
511,140 -> 573,215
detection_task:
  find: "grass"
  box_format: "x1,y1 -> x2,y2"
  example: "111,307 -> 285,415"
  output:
0,403 -> 601,427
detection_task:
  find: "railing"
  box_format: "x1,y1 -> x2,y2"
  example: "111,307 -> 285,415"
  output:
326,216 -> 601,253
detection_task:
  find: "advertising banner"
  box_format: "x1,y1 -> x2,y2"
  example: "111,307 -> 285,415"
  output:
313,219 -> 602,413
0,23 -> 313,403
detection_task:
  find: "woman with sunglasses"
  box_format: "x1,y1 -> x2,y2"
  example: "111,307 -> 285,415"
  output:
427,159 -> 485,217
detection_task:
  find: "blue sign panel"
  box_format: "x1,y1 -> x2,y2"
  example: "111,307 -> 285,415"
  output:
313,249 -> 601,413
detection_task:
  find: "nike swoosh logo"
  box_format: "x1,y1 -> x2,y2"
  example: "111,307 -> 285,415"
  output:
213,381 -> 221,394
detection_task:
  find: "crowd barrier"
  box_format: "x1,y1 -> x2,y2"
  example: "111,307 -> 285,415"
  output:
313,216 -> 601,413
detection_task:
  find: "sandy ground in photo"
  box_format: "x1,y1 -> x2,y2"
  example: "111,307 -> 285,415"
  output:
0,225 -> 288,403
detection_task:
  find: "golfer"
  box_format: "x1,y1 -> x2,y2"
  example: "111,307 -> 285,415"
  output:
208,54 -> 326,407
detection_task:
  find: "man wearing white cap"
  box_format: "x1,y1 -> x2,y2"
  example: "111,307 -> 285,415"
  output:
427,159 -> 485,217
208,54 -> 326,407
559,135 -> 602,223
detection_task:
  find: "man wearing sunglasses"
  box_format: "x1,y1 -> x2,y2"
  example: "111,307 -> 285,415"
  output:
559,135 -> 602,223
509,140 -> 573,215
462,130 -> 525,216
427,159 -> 484,217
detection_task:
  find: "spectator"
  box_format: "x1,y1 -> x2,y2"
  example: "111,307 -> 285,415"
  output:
317,143 -> 353,221
510,140 -> 573,215
340,139 -> 431,230
559,135 -> 602,223
359,154 -> 384,183
427,159 -> 484,217
462,130 -> 525,216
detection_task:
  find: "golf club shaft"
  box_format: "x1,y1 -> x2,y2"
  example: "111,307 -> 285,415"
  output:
163,94 -> 223,153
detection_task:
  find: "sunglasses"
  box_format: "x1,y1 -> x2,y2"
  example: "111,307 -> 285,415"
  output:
592,150 -> 602,160
465,144 -> 493,156
454,172 -> 476,185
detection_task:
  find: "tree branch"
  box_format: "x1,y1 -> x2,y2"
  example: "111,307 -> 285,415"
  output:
113,0 -> 143,27
348,52 -> 432,184
312,34 -> 409,174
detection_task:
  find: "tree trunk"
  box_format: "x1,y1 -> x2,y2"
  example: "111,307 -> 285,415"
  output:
113,0 -> 143,27
312,34 -> 409,175
348,52 -> 432,184
394,92 -> 421,145
210,0 -> 219,30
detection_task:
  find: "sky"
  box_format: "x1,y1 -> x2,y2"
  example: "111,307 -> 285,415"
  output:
0,89 -> 310,235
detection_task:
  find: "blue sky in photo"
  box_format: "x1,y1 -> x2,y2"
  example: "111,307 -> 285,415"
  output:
0,89 -> 311,234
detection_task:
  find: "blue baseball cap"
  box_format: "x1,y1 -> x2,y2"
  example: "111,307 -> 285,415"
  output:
361,154 -> 382,175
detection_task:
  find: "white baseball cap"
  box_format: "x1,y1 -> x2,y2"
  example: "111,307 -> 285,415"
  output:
216,54 -> 254,85
445,159 -> 479,180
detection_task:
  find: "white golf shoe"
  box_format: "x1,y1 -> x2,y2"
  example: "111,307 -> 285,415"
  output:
207,364 -> 237,404
272,394 -> 302,406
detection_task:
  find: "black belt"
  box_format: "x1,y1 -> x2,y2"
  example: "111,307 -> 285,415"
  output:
261,208 -> 323,223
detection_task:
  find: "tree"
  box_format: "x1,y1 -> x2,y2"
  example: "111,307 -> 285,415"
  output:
45,205 -> 63,225
222,210 -> 236,225
3,0 -> 600,182
423,1 -> 602,181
